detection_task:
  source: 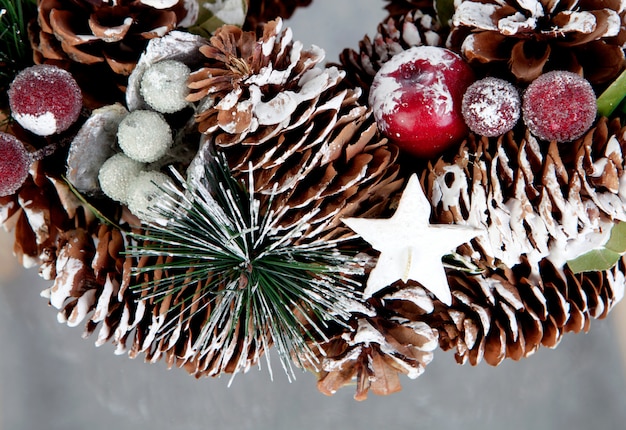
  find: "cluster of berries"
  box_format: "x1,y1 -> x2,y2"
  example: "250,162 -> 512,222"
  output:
369,46 -> 598,159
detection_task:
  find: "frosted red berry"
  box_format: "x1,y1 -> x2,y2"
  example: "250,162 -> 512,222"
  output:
8,65 -> 83,136
522,71 -> 597,143
369,46 -> 474,159
462,77 -> 520,137
0,132 -> 31,196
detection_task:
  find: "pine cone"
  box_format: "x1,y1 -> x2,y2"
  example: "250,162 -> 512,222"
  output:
244,0 -> 313,29
419,117 -> 626,366
337,8 -> 444,103
188,19 -> 404,240
29,0 -> 196,105
448,0 -> 626,84
309,315 -> 438,400
383,0 -> 436,19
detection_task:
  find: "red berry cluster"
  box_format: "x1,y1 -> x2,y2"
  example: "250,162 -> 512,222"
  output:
369,47 -> 598,159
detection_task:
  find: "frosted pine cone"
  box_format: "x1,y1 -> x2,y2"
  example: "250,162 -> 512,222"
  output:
308,315 -> 438,400
188,19 -> 403,240
420,117 -> 626,365
29,0 -> 196,76
448,0 -> 626,84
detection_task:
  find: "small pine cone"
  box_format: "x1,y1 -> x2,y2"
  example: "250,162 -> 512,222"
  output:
337,8 -> 444,101
308,315 -> 438,400
420,117 -> 626,366
383,0 -> 436,19
448,0 -> 626,84
29,0 -> 195,76
188,19 -> 404,240
244,0 -> 313,29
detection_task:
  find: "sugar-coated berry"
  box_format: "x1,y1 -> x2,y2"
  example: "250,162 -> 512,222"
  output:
522,71 -> 597,143
462,77 -> 520,137
0,132 -> 31,196
140,60 -> 191,113
98,153 -> 143,204
127,170 -> 172,222
8,65 -> 82,136
117,110 -> 172,163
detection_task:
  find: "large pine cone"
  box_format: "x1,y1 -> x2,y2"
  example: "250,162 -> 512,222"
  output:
448,0 -> 626,84
187,19 -> 404,241
419,117 -> 626,366
29,0 -> 196,94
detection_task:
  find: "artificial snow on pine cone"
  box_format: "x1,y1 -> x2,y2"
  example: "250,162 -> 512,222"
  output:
307,315 -> 438,401
337,7 -> 445,101
187,19 -> 404,240
448,0 -> 626,84
418,117 -> 626,365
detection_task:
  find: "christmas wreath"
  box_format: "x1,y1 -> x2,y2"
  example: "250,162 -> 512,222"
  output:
1,0 -> 626,400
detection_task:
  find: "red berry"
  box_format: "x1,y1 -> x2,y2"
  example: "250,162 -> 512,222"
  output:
8,65 -> 82,136
369,46 -> 475,159
522,71 -> 597,143
0,132 -> 31,196
462,77 -> 520,137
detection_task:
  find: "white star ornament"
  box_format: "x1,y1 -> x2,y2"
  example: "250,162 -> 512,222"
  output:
342,174 -> 479,306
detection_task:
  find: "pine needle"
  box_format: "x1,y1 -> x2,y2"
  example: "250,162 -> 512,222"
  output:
126,155 -> 364,379
0,0 -> 37,107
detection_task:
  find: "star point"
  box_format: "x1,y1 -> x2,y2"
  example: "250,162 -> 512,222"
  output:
342,174 -> 480,305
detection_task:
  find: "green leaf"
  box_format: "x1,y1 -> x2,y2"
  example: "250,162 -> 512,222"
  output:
605,221 -> 626,253
567,248 -> 622,274
435,0 -> 456,29
597,68 -> 626,117
188,0 -> 248,38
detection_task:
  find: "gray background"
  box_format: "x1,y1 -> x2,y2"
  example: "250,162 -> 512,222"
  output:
2,1 -> 626,429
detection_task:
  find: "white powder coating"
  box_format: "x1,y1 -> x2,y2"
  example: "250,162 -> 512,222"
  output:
369,46 -> 457,133
497,12 -> 536,35
13,112 -> 58,136
49,256 -> 84,309
100,17 -> 133,42
140,60 -> 191,113
98,153 -> 144,204
558,11 -> 596,34
140,0 -> 178,9
452,1 -> 498,30
127,170 -> 173,222
117,110 -> 172,162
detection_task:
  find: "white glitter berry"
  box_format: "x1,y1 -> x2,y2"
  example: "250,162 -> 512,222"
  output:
140,60 -> 191,113
117,110 -> 172,163
127,170 -> 173,222
98,153 -> 143,204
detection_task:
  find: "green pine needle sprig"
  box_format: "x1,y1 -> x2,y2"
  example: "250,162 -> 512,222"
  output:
126,155 -> 364,379
1,0 -> 37,107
